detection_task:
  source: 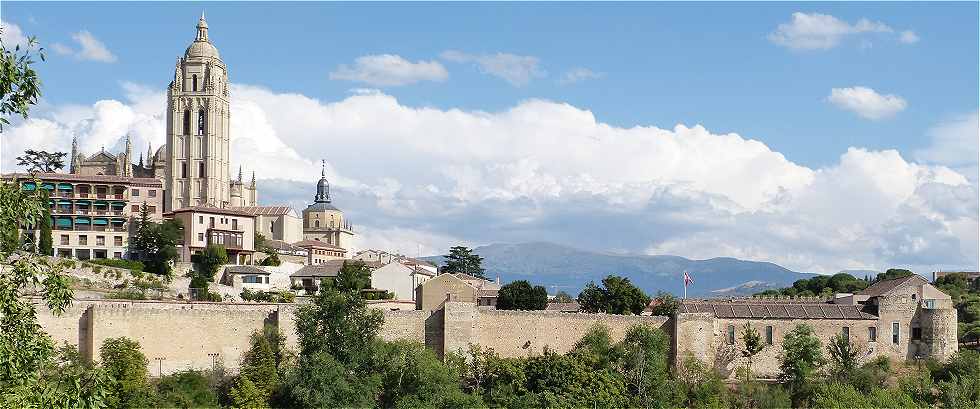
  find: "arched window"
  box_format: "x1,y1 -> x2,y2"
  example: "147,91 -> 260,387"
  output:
192,75 -> 197,91
197,109 -> 206,135
183,110 -> 191,135
315,220 -> 320,228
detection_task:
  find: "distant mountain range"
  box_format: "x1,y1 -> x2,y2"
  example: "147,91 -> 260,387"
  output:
421,242 -> 816,297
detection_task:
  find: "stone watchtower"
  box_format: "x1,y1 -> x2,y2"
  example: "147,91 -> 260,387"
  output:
165,12 -> 232,211
302,160 -> 355,254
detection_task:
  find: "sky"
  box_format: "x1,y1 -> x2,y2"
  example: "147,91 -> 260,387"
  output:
1,2 -> 977,275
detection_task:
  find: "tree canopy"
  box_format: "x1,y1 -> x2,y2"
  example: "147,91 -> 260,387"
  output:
441,245 -> 486,278
16,150 -> 66,174
496,280 -> 548,310
578,275 -> 651,315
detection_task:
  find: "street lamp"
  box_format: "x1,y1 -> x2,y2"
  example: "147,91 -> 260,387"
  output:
154,357 -> 166,377
207,352 -> 220,370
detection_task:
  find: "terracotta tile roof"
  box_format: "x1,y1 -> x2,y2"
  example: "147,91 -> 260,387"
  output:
231,205 -> 295,216
225,265 -> 270,275
293,240 -> 346,251
165,206 -> 256,217
3,172 -> 162,186
857,275 -> 927,297
290,261 -> 346,278
680,300 -> 877,320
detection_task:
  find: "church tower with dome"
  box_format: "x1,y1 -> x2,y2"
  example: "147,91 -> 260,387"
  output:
164,13 -> 242,211
302,160 -> 355,255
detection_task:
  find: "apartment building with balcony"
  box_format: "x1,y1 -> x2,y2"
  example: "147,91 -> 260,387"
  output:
165,206 -> 256,265
3,173 -> 164,260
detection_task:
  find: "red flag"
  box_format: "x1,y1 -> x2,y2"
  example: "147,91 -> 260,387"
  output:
684,271 -> 694,287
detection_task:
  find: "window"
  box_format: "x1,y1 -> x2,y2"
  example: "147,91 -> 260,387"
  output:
912,327 -> 922,341
199,162 -> 205,177
96,236 -> 105,246
199,215 -> 204,224
133,189 -> 140,197
131,205 -> 139,213
198,232 -> 204,241
181,162 -> 188,178
114,236 -> 123,246
727,324 -> 735,345
197,137 -> 204,156
892,322 -> 900,345
209,217 -> 215,228
61,235 -> 69,245
79,235 -> 88,245
149,189 -> 156,198
183,110 -> 191,135
315,220 -> 320,228
842,326 -> 849,339
232,219 -> 238,230
147,206 -> 156,213
912,294 -> 916,301
113,252 -> 122,259
197,109 -> 206,135
765,326 -> 773,345
868,326 -> 877,342
192,74 -> 197,91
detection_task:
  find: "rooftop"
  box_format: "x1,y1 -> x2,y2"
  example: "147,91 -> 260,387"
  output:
165,206 -> 256,217
290,261 -> 346,278
293,240 -> 346,251
231,205 -> 296,216
857,274 -> 928,297
680,300 -> 877,320
3,172 -> 163,186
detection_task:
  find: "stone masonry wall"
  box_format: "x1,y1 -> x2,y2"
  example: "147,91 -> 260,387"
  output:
444,302 -> 671,358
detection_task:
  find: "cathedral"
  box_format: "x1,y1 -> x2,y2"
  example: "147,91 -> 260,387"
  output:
68,13 -> 257,211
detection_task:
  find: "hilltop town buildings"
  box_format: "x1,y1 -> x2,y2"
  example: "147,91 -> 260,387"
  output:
4,14 -> 357,262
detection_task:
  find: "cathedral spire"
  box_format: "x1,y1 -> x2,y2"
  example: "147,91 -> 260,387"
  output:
70,136 -> 78,173
250,171 -> 256,188
314,159 -> 331,203
238,165 -> 243,183
196,11 -> 209,42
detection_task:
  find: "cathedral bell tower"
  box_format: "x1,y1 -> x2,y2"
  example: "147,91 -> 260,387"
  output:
165,12 -> 231,211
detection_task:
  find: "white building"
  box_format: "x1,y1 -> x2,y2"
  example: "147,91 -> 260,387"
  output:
370,260 -> 435,301
232,205 -> 303,243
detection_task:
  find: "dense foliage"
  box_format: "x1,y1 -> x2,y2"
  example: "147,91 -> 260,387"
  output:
756,272 -> 869,298
16,149 -> 66,173
441,245 -> 486,278
578,275 -> 651,315
130,202 -> 182,278
496,280 -> 548,310
240,288 -> 296,303
86,258 -> 144,272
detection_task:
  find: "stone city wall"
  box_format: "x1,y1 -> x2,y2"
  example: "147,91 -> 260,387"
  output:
35,298 -> 672,376
675,313 -> 884,379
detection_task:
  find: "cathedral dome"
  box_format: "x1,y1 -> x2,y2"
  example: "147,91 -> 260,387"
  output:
185,41 -> 220,59
185,13 -> 220,59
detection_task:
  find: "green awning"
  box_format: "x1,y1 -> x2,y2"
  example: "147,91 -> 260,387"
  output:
55,218 -> 72,228
76,218 -> 90,225
57,183 -> 73,191
41,183 -> 55,190
111,218 -> 126,225
76,200 -> 91,206
21,182 -> 36,191
110,202 -> 125,208
93,218 -> 109,226
58,200 -> 72,205
93,201 -> 108,207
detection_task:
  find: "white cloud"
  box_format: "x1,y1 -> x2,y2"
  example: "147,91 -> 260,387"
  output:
50,30 -> 117,62
769,12 -> 916,50
915,111 -> 979,183
3,84 -> 975,275
558,67 -> 603,85
827,86 -> 907,120
1,20 -> 30,48
329,54 -> 448,87
899,30 -> 920,44
441,50 -> 545,86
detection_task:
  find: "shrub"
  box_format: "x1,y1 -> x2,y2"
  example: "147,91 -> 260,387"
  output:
153,370 -> 219,408
87,258 -> 144,272
100,337 -> 150,408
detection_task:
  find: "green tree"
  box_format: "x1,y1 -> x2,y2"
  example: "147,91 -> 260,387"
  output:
259,251 -> 281,266
240,333 -> 279,402
577,275 -> 650,315
333,260 -> 372,293
16,150 -> 67,173
497,280 -> 548,310
827,333 -> 858,380
130,202 -> 182,278
153,370 -> 219,408
294,286 -> 384,365
779,323 -> 826,405
99,337 -> 150,408
552,290 -> 574,303
0,30 -> 44,131
618,324 -> 676,408
873,268 -> 915,283
38,199 -> 52,256
650,291 -> 679,316
741,323 -> 765,382
374,340 -> 483,408
441,245 -> 485,278
229,377 -> 269,409
197,244 -> 228,281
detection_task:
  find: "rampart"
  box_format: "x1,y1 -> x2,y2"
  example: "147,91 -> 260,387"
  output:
35,299 -> 669,375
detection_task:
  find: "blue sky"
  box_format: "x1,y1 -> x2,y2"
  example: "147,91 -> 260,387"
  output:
2,2 -> 977,274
